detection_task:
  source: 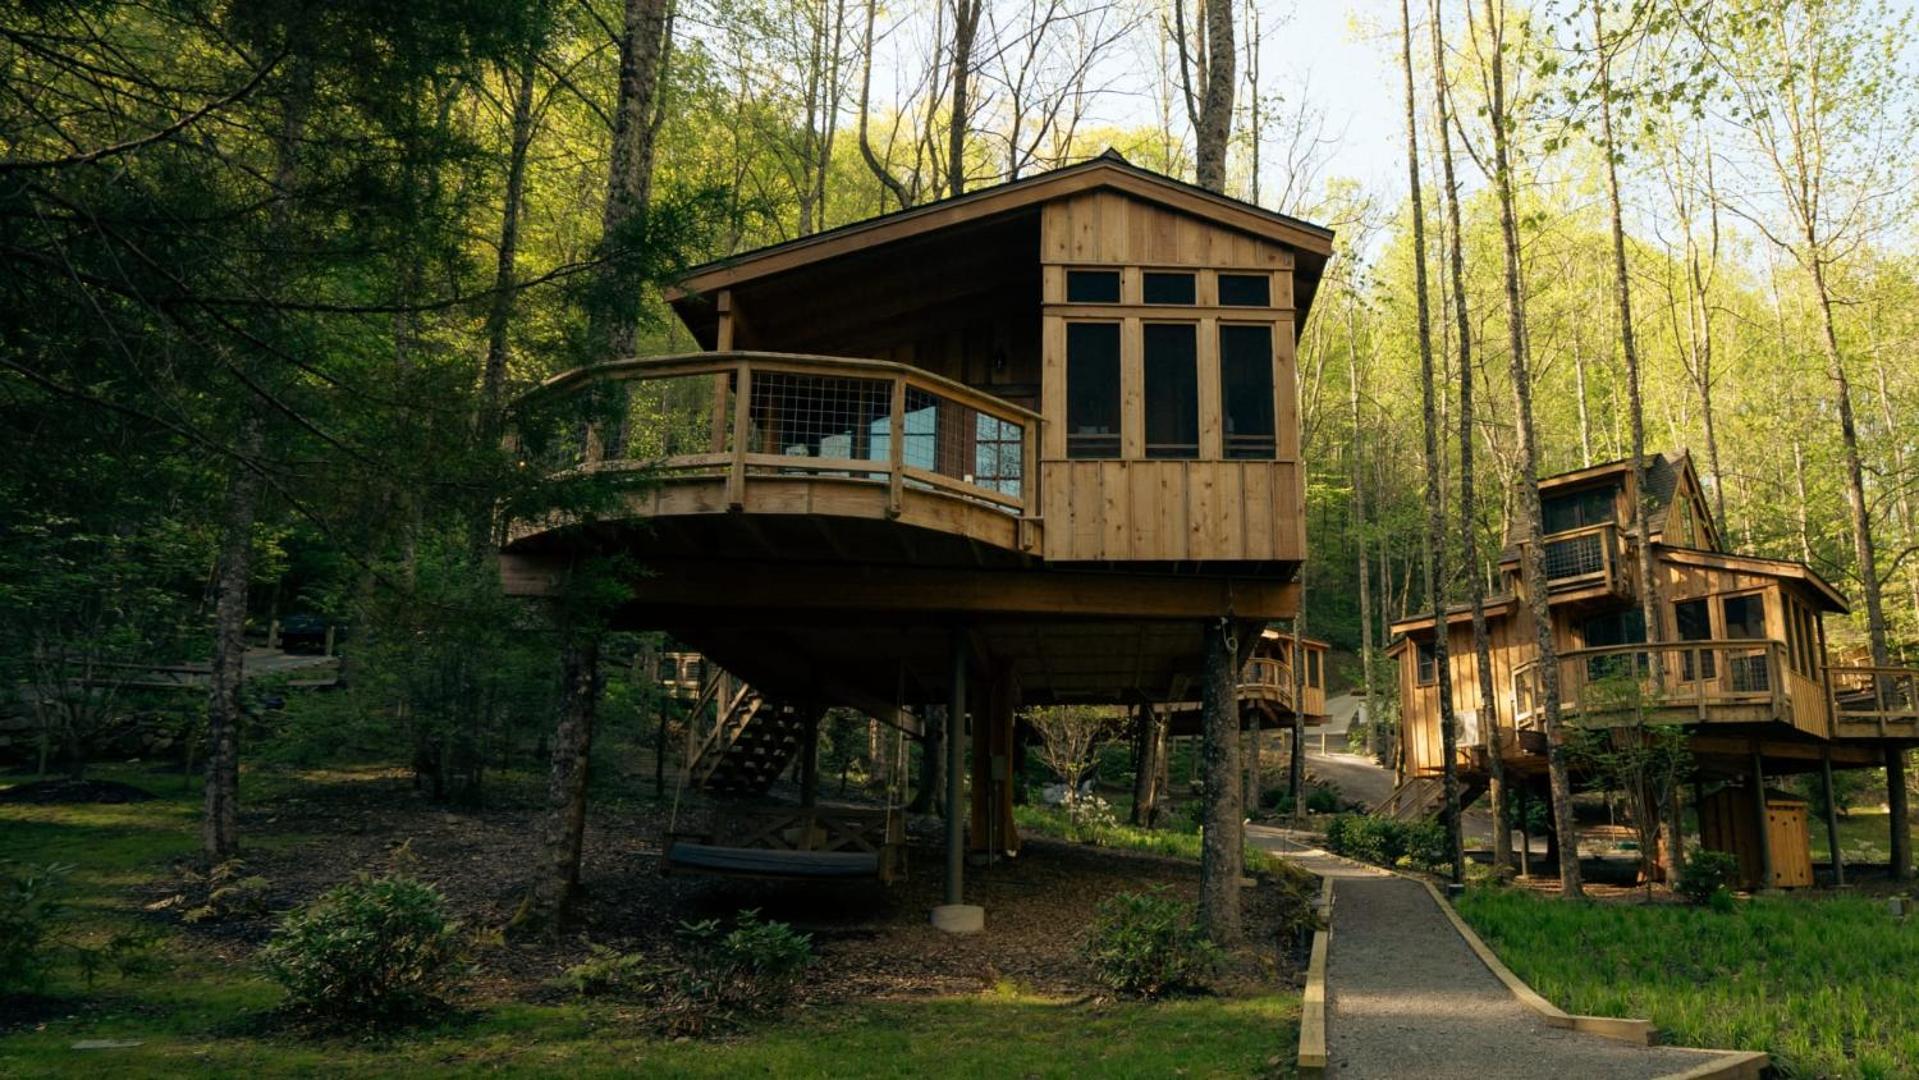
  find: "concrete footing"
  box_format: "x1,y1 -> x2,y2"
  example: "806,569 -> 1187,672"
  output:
931,904 -> 985,934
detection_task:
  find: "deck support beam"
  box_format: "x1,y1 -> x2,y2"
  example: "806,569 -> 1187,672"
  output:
932,631 -> 983,933
1822,749 -> 1845,887
1751,750 -> 1774,891
798,707 -> 821,808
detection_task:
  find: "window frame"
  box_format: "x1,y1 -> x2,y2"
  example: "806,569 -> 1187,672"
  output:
1064,268 -> 1122,304
1217,271 -> 1274,308
1218,321 -> 1278,460
1063,319 -> 1123,460
1415,640 -> 1437,687
1141,270 -> 1198,305
1141,320 -> 1200,460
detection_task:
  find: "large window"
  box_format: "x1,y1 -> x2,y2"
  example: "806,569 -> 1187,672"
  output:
1542,484 -> 1618,535
1582,608 -> 1646,681
1673,598 -> 1717,681
1308,650 -> 1323,690
1722,593 -> 1770,691
1219,324 -> 1276,459
1143,323 -> 1199,459
1066,322 -> 1121,459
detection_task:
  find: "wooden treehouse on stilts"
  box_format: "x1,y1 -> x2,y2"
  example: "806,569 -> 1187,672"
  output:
499,152 -> 1334,922
1387,451 -> 1919,888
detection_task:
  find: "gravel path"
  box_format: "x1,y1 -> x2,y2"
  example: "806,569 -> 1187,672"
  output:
1247,828 -> 1730,1080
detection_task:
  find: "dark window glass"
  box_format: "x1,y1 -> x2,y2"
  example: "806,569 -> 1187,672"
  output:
1542,484 -> 1619,534
1143,323 -> 1198,458
1066,269 -> 1121,303
1142,271 -> 1197,304
1673,598 -> 1716,680
1723,594 -> 1766,640
1220,325 -> 1276,458
1066,322 -> 1121,459
1416,641 -> 1437,685
1582,608 -> 1647,681
1218,273 -> 1272,306
1308,651 -> 1323,689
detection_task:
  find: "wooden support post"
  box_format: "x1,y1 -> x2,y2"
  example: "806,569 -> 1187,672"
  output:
1517,785 -> 1531,879
799,708 -> 821,809
1752,750 -> 1774,891
970,660 -> 1019,858
1822,749 -> 1845,887
726,361 -> 752,509
944,633 -> 967,908
711,290 -> 735,452
1889,745 -> 1912,882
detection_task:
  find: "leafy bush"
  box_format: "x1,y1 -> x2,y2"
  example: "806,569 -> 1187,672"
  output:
0,862 -> 70,993
179,859 -> 272,924
1676,850 -> 1742,907
1403,819 -> 1453,872
1306,782 -> 1342,814
260,874 -> 464,1026
558,942 -> 652,997
1082,886 -> 1221,999
656,910 -> 814,1034
1323,814 -> 1408,866
1063,795 -> 1119,841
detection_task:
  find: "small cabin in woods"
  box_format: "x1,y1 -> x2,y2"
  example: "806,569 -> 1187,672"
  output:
500,153 -> 1334,903
1388,451 -> 1919,888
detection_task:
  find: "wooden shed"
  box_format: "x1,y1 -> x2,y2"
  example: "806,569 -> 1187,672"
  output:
1698,786 -> 1813,890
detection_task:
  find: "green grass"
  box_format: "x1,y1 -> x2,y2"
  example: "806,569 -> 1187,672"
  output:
1012,803 -> 1285,875
1809,809 -> 1895,864
2,768 -> 1299,1078
1457,886 -> 1919,1079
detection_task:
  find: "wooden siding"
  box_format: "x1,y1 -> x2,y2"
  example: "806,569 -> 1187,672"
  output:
1037,188 -> 1304,564
1039,460 -> 1302,562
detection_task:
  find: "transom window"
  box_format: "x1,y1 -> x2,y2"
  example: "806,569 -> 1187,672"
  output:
1142,271 -> 1197,305
1066,269 -> 1121,303
1218,273 -> 1271,307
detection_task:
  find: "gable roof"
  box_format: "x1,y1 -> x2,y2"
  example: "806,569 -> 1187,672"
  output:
667,150 -> 1334,305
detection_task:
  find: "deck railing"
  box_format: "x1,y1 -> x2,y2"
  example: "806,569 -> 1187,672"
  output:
1533,522 -> 1630,597
516,351 -> 1041,519
1512,639 -> 1793,731
1828,665 -> 1919,734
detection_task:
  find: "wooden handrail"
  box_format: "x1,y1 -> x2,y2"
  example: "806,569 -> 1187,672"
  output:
519,350 -> 1042,424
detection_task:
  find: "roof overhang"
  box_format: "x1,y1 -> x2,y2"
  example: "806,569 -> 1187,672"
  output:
666,154 -> 1334,315
1388,596 -> 1519,638
1656,545 -> 1850,613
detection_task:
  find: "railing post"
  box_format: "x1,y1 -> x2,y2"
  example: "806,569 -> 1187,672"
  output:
1022,418 -> 1038,518
888,377 -> 905,517
727,361 -> 752,510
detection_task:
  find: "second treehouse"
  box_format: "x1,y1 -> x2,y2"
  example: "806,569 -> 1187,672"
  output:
1388,450 -> 1919,888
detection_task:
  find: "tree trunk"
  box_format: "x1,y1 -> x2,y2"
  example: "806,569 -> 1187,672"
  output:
1402,0 -> 1462,884
203,424 -> 258,862
1183,0 -> 1235,193
1131,702 -> 1161,825
1198,620 -> 1243,945
946,0 -> 982,197
1431,0 -> 1507,875
593,0 -> 671,364
1593,2 -> 1664,687
538,634 -> 601,915
1480,0 -> 1580,897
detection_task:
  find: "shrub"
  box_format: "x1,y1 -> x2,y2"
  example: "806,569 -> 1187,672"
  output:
558,942 -> 653,998
1403,819 -> 1452,872
1677,850 -> 1742,907
0,862 -> 70,993
179,859 -> 272,924
1082,886 -> 1221,999
1324,814 -> 1408,866
1063,795 -> 1119,841
658,910 -> 814,1034
260,874 -> 464,1026
1306,782 -> 1342,814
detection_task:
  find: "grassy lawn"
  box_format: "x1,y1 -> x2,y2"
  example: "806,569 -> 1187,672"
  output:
1809,809 -> 1896,864
1013,802 -> 1287,875
1457,886 -> 1919,1079
2,769 -> 1298,1078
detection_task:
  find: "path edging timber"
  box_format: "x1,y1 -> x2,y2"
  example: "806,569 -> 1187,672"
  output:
1412,875 -> 1770,1078
1296,875 -> 1333,1078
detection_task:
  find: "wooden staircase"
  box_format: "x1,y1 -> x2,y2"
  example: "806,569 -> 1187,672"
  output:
1373,774 -> 1488,823
688,685 -> 811,795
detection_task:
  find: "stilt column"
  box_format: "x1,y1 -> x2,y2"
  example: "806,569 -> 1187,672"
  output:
933,632 -> 982,933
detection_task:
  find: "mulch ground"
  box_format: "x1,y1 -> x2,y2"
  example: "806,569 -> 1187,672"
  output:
136,769 -> 1302,1008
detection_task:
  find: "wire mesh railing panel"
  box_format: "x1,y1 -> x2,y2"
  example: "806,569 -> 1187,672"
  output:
1544,531 -> 1605,580
616,372 -> 726,468
744,371 -> 892,479
900,384 -> 1024,509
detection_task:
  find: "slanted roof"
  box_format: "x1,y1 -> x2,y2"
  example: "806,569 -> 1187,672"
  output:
1657,546 -> 1850,613
1501,450 -> 1693,561
667,150 -> 1335,330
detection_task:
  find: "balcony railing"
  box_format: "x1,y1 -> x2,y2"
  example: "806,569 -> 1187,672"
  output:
1512,639 -> 1806,732
515,351 -> 1041,520
1829,665 -> 1919,735
1531,522 -> 1630,598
